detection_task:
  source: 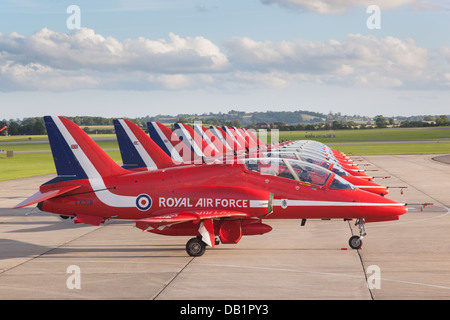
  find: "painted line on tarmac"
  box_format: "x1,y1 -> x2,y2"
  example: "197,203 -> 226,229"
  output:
30,256 -> 450,292
191,262 -> 450,291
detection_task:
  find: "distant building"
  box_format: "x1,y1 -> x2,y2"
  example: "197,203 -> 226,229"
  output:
273,122 -> 287,127
255,122 -> 270,129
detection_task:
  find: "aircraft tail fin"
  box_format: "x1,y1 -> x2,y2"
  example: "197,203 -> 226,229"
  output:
43,116 -> 128,184
209,126 -> 233,152
194,124 -> 230,154
244,128 -> 265,147
147,121 -> 184,163
174,122 -> 219,158
113,119 -> 178,170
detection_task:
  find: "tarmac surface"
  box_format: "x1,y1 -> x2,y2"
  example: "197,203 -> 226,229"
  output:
0,154 -> 449,300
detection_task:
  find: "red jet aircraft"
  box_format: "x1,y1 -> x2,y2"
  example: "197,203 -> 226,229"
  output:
15,116 -> 407,256
114,119 -> 389,196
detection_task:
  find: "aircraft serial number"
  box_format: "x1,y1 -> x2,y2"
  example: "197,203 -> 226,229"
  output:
74,199 -> 93,206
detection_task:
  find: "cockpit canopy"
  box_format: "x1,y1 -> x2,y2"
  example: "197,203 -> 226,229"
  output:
244,158 -> 354,190
264,152 -> 349,177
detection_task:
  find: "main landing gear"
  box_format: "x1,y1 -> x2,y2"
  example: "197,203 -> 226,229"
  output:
185,236 -> 221,257
349,218 -> 366,250
186,237 -> 206,257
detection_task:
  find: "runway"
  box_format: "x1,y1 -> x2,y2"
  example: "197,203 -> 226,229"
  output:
0,154 -> 449,300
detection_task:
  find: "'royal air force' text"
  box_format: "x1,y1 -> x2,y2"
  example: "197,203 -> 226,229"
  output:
159,197 -> 249,208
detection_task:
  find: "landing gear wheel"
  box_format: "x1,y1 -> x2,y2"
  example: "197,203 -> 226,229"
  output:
349,235 -> 362,250
186,237 -> 206,257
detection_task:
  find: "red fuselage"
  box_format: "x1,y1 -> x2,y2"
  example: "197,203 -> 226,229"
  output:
40,162 -> 406,223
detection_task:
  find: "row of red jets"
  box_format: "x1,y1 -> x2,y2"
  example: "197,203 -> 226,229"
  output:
15,116 -> 408,256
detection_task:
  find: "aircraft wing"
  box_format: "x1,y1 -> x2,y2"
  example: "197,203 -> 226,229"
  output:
14,185 -> 81,209
134,210 -> 250,229
134,210 -> 251,248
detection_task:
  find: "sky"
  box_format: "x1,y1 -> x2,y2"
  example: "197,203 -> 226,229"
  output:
0,0 -> 449,120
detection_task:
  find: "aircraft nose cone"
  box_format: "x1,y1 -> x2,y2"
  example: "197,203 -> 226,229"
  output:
347,175 -> 388,196
382,196 -> 407,214
359,190 -> 407,222
399,203 -> 408,215
384,201 -> 407,216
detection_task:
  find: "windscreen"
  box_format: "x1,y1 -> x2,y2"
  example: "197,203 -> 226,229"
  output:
264,152 -> 297,160
245,158 -> 296,181
330,165 -> 349,177
296,154 -> 332,170
329,175 -> 355,190
245,158 -> 346,188
286,160 -> 331,185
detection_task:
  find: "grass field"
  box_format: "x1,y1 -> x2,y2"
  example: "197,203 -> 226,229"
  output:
275,127 -> 450,143
0,141 -> 119,152
1,126 -> 449,181
332,143 -> 450,155
0,153 -> 55,181
2,126 -> 450,144
0,133 -> 114,143
0,151 -> 122,181
0,135 -> 48,142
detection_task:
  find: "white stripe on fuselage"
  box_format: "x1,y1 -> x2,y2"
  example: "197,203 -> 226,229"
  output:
272,199 -> 404,207
52,116 -> 136,208
249,200 -> 269,208
354,186 -> 384,189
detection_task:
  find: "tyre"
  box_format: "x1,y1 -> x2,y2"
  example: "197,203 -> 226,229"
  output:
186,237 -> 206,257
349,235 -> 362,249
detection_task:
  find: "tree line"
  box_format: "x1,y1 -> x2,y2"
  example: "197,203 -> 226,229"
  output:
0,116 -> 142,135
0,117 -> 46,135
374,115 -> 450,128
1,113 -> 449,136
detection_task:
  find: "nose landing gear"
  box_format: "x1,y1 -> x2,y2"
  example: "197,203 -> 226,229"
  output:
349,218 -> 366,250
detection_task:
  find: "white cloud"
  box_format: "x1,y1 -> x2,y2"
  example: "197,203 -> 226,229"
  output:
0,28 -> 229,73
0,28 -> 229,91
0,60 -> 98,91
223,34 -> 434,88
0,27 -> 448,92
440,45 -> 450,63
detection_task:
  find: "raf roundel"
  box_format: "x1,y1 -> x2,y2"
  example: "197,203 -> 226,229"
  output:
136,194 -> 152,211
